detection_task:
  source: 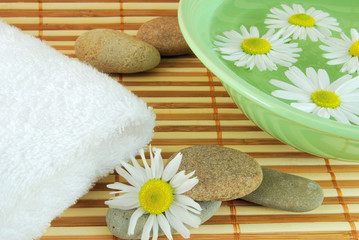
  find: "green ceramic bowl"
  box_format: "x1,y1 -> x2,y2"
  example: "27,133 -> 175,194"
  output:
178,0 -> 359,162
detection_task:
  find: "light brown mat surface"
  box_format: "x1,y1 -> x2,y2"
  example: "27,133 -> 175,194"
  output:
2,1 -> 359,239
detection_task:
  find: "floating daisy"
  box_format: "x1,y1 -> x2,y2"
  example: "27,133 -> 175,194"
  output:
214,25 -> 302,71
270,66 -> 359,125
320,28 -> 359,75
105,147 -> 201,240
265,4 -> 341,41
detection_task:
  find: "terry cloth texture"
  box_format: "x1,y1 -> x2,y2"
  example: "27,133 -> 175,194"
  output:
0,21 -> 155,240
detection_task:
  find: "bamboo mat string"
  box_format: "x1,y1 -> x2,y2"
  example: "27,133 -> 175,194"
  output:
119,0 -> 124,32
38,0 -> 43,40
325,159 -> 359,240
229,200 -> 241,240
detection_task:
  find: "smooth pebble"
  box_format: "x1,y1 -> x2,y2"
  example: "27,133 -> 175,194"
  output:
75,29 -> 160,73
241,167 -> 324,212
106,201 -> 221,239
168,145 -> 263,201
137,17 -> 192,56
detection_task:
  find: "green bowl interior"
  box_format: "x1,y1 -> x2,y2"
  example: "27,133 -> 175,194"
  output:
178,0 -> 359,141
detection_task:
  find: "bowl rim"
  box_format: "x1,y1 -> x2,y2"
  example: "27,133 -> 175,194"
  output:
178,0 -> 359,141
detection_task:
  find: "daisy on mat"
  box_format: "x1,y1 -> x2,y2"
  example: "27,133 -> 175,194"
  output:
106,146 -> 201,240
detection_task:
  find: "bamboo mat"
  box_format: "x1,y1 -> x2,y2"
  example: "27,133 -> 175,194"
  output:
2,1 -> 359,239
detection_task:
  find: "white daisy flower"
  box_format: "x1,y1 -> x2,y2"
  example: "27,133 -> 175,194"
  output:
105,146 -> 201,240
320,28 -> 359,75
270,66 -> 359,125
265,4 -> 341,41
214,25 -> 302,71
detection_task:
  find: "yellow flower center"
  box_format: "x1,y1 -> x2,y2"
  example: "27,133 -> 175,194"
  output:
138,179 -> 173,215
288,13 -> 315,27
311,89 -> 341,109
349,40 -> 359,57
241,37 -> 271,55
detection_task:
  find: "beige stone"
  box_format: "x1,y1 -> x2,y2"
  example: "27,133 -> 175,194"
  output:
168,145 -> 263,201
75,29 -> 160,73
137,17 -> 192,56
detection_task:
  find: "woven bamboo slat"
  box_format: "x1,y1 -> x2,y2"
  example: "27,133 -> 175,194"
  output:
1,0 -> 359,239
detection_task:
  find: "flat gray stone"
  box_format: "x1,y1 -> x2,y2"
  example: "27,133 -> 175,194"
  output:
241,167 -> 324,212
106,201 -> 221,239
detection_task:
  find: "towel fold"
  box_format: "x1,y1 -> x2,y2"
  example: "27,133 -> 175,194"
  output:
0,21 -> 155,240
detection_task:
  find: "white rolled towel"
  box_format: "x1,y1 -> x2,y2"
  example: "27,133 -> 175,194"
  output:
0,21 -> 155,239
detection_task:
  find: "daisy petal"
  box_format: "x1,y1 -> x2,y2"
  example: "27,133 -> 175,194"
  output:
305,67 -> 319,89
285,67 -> 315,92
328,108 -> 350,124
173,177 -> 199,195
341,31 -> 352,42
345,57 -> 359,73
293,3 -> 305,13
262,28 -> 276,39
121,161 -> 147,186
175,195 -> 202,213
327,55 -> 352,65
139,148 -> 152,179
162,152 -> 183,181
130,155 -> 145,174
316,108 -> 331,119
165,211 -> 191,239
272,90 -> 310,101
344,110 -> 359,125
105,192 -> 140,210
351,28 -> 359,41
341,92 -> 359,102
281,4 -> 295,15
306,7 -> 315,15
157,213 -> 173,240
174,202 -> 201,215
128,208 -> 145,235
151,147 -> 164,179
342,102 -> 359,115
249,26 -> 259,37
168,205 -> 201,228
271,6 -> 290,18
141,214 -> 155,240
170,170 -> 195,189
152,216 -> 159,240
317,69 -> 330,89
240,25 -> 250,38
107,182 -> 137,193
270,79 -> 306,93
290,102 -> 317,113
329,74 -> 353,91
116,167 -> 142,189
335,76 -> 359,95
306,28 -> 319,42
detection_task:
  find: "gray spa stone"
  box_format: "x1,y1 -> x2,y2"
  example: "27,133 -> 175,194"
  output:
241,167 -> 324,212
106,201 -> 221,239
